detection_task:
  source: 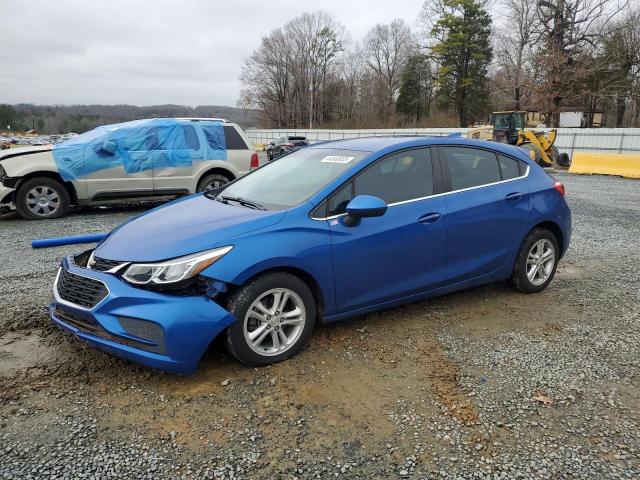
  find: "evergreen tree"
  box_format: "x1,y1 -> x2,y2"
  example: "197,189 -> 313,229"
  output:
396,54 -> 434,124
430,0 -> 492,126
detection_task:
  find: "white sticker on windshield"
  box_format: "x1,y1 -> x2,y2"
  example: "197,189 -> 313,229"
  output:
321,156 -> 355,164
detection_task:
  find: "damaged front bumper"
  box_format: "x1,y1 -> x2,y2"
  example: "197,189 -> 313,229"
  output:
0,184 -> 15,212
49,255 -> 236,374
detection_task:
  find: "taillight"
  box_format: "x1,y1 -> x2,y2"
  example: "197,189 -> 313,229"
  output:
554,179 -> 565,196
250,153 -> 259,170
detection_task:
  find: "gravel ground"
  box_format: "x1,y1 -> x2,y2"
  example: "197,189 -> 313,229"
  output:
0,173 -> 639,479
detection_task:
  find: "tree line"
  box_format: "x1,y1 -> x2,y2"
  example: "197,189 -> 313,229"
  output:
240,0 -> 640,128
0,104 -> 261,135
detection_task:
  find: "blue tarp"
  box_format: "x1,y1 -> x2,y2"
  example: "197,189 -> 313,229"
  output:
53,118 -> 227,181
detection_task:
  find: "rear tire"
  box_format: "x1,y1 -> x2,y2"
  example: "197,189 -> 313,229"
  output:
197,172 -> 231,192
519,143 -> 549,167
224,272 -> 316,366
15,177 -> 70,220
509,228 -> 559,293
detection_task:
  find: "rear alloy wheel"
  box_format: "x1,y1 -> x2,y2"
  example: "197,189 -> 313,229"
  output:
197,173 -> 231,193
15,177 -> 70,220
224,272 -> 316,366
509,228 -> 559,293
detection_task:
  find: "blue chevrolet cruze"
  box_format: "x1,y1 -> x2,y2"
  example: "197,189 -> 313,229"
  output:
49,137 -> 571,374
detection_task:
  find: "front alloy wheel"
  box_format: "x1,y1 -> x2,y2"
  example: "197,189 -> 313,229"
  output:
244,288 -> 306,356
224,272 -> 316,365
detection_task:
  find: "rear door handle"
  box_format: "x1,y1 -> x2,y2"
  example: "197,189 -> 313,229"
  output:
418,212 -> 441,224
505,192 -> 523,202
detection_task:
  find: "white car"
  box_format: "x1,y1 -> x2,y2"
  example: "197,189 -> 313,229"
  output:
0,118 -> 259,219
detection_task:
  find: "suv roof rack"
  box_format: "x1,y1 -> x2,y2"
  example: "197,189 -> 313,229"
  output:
176,117 -> 229,123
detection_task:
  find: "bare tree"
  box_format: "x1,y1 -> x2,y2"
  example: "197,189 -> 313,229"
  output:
359,19 -> 414,118
495,0 -> 540,110
535,0 -> 629,125
239,11 -> 346,128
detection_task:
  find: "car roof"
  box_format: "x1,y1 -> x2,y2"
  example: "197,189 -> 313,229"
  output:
307,136 -> 528,158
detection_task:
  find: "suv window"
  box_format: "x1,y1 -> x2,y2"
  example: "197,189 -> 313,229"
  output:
202,124 -> 225,150
223,126 -> 248,149
497,154 -> 523,180
326,148 -> 434,216
182,125 -> 200,151
444,147 -> 501,190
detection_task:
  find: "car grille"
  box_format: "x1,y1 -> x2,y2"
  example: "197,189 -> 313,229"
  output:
54,308 -> 166,355
91,256 -> 123,272
56,268 -> 108,309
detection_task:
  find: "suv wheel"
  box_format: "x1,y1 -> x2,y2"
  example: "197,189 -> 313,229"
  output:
197,173 -> 231,192
509,228 -> 559,293
224,272 -> 316,366
15,177 -> 70,220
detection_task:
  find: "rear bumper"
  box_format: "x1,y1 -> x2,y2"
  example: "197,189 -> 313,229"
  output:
49,256 -> 236,374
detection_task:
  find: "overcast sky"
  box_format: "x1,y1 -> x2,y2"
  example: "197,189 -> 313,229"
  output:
0,0 -> 427,107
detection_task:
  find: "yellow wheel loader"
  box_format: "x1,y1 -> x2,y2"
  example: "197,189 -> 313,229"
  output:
490,111 -> 570,168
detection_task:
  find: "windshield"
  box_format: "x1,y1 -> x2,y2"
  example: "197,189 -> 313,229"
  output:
513,113 -> 525,129
218,148 -> 369,210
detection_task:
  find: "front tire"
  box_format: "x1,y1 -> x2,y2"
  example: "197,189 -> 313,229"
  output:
15,177 -> 70,220
509,228 -> 559,293
224,272 -> 316,366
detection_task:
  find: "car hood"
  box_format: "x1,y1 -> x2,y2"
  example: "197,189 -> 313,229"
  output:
95,194 -> 286,262
0,145 -> 53,160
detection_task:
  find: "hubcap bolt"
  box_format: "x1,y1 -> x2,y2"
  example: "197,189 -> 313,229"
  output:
275,326 -> 279,331
280,318 -> 284,322
266,325 -> 271,330
275,311 -> 280,315
267,315 -> 271,320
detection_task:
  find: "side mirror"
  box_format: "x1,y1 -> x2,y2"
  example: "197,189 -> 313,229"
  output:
343,195 -> 387,227
101,139 -> 116,155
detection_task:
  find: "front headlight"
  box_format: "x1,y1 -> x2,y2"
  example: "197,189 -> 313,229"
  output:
122,246 -> 233,286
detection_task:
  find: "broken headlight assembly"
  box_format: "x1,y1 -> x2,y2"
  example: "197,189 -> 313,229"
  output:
122,246 -> 233,286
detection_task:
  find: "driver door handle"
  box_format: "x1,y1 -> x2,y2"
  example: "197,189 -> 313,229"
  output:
418,212 -> 441,224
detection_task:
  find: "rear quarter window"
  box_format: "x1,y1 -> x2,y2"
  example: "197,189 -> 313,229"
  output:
497,154 -> 523,180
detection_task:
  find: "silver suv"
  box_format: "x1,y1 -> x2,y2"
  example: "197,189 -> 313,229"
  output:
0,118 -> 259,219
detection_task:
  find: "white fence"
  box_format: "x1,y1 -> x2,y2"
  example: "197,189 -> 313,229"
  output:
246,128 -> 640,158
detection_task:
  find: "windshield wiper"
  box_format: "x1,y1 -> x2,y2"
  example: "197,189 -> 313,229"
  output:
219,195 -> 267,211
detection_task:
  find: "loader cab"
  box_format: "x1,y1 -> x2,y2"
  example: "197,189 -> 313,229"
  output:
491,111 -> 526,145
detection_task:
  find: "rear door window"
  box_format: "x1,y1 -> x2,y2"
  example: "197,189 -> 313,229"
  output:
224,126 -> 248,150
443,147 -> 501,190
